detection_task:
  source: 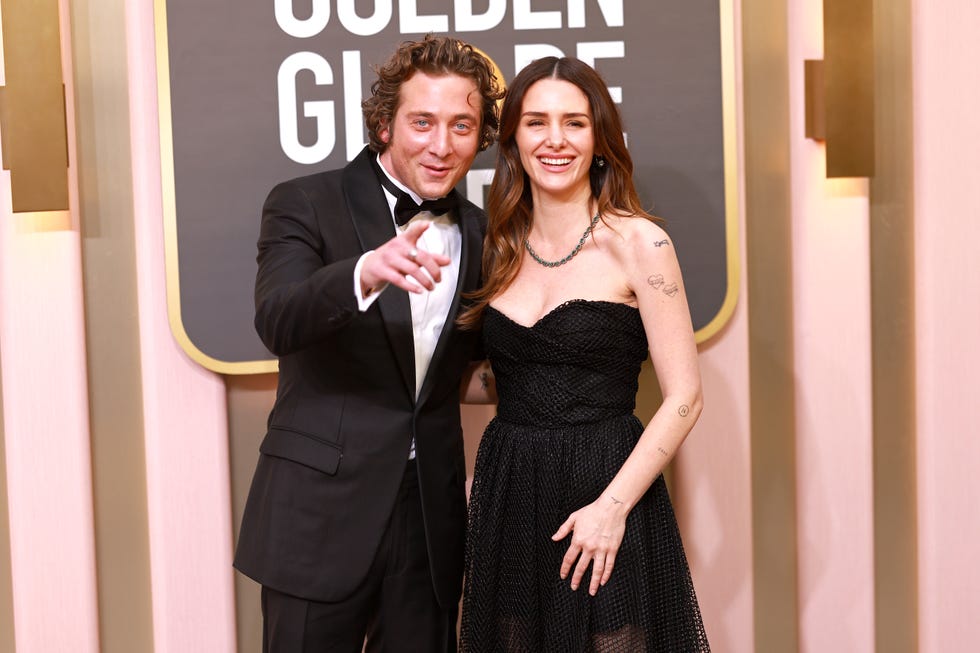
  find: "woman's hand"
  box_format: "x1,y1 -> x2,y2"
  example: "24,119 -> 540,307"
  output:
552,495 -> 629,595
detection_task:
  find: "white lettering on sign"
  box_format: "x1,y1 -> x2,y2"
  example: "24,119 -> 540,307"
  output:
275,0 -> 626,37
343,50 -> 366,160
577,41 -> 625,103
278,52 -> 336,164
454,0 -> 506,32
338,0 -> 392,36
399,0 -> 449,33
275,0 -> 331,38
568,0 -> 623,28
513,0 -> 562,30
274,0 -> 630,163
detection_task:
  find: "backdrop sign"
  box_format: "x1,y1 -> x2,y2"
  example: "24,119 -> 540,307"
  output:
158,0 -> 738,373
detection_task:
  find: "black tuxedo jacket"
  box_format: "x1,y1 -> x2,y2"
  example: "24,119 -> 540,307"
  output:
234,147 -> 485,609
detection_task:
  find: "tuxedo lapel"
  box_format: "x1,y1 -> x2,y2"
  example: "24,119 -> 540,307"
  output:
343,148 -> 416,399
416,201 -> 483,407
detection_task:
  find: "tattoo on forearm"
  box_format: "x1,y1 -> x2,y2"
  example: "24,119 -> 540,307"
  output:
479,371 -> 490,390
647,274 -> 680,298
678,405 -> 690,417
654,239 -> 670,248
657,447 -> 669,457
610,495 -> 624,505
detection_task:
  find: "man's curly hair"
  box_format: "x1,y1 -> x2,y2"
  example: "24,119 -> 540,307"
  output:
362,35 -> 503,153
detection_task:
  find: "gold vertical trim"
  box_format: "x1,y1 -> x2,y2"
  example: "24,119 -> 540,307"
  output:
0,344 -> 17,653
870,0 -> 918,649
695,0 -> 742,344
69,0 -> 155,649
743,0 -> 801,650
226,374 -> 278,651
0,0 -> 70,212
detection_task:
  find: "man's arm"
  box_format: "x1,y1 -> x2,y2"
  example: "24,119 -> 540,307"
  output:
254,180 -> 361,356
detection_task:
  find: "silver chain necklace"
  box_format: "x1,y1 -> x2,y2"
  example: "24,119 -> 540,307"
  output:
524,213 -> 601,268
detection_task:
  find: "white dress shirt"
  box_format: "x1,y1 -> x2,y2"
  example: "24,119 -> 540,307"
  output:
352,158 -> 463,458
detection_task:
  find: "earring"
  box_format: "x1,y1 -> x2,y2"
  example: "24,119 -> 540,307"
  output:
593,155 -> 606,169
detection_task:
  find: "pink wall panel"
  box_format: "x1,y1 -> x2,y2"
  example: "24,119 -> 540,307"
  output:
0,1 -> 101,647
789,1 -> 875,650
125,1 -> 237,649
0,214 -> 101,653
912,1 -> 980,650
675,298 -> 754,653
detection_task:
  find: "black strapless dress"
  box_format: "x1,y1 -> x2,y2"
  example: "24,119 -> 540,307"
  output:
460,300 -> 709,652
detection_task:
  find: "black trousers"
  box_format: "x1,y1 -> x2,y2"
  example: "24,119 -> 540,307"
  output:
261,463 -> 457,653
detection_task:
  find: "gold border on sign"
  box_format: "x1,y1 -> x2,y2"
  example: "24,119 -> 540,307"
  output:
155,1 -> 740,372
694,0 -> 741,345
155,0 -> 278,374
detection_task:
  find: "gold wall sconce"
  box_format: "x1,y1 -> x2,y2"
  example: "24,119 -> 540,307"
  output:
805,0 -> 875,178
0,0 -> 70,213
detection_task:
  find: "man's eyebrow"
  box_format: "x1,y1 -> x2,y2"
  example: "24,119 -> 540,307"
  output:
403,110 -> 476,121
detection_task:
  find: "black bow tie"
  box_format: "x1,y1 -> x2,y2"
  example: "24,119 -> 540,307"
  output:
393,193 -> 458,226
371,156 -> 458,226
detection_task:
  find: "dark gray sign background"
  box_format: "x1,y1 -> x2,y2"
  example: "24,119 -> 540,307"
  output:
164,0 -> 733,370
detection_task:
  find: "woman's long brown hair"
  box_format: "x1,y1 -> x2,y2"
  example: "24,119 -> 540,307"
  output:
458,57 -> 653,329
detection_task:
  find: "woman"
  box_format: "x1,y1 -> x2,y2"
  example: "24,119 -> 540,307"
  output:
458,57 -> 710,652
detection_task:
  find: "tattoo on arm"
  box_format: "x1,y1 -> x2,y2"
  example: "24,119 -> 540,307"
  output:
678,405 -> 690,417
653,239 -> 670,247
610,496 -> 624,505
657,447 -> 670,457
647,274 -> 680,298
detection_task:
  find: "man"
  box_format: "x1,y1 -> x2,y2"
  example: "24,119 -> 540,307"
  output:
234,36 -> 502,652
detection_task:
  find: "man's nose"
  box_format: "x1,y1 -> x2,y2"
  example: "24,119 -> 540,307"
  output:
429,126 -> 452,157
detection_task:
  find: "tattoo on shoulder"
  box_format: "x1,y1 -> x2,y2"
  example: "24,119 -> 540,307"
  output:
654,239 -> 670,248
678,405 -> 690,417
647,274 -> 680,298
479,370 -> 490,390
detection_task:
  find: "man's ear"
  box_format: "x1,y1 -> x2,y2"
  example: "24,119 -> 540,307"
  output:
379,121 -> 391,145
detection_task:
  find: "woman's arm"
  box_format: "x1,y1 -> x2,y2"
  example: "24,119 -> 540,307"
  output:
460,359 -> 497,404
553,219 -> 703,595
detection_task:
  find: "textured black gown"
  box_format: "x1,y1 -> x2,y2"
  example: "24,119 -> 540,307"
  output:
460,300 -> 709,653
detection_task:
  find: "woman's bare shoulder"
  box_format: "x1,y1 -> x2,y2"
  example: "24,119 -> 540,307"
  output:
597,214 -> 672,258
